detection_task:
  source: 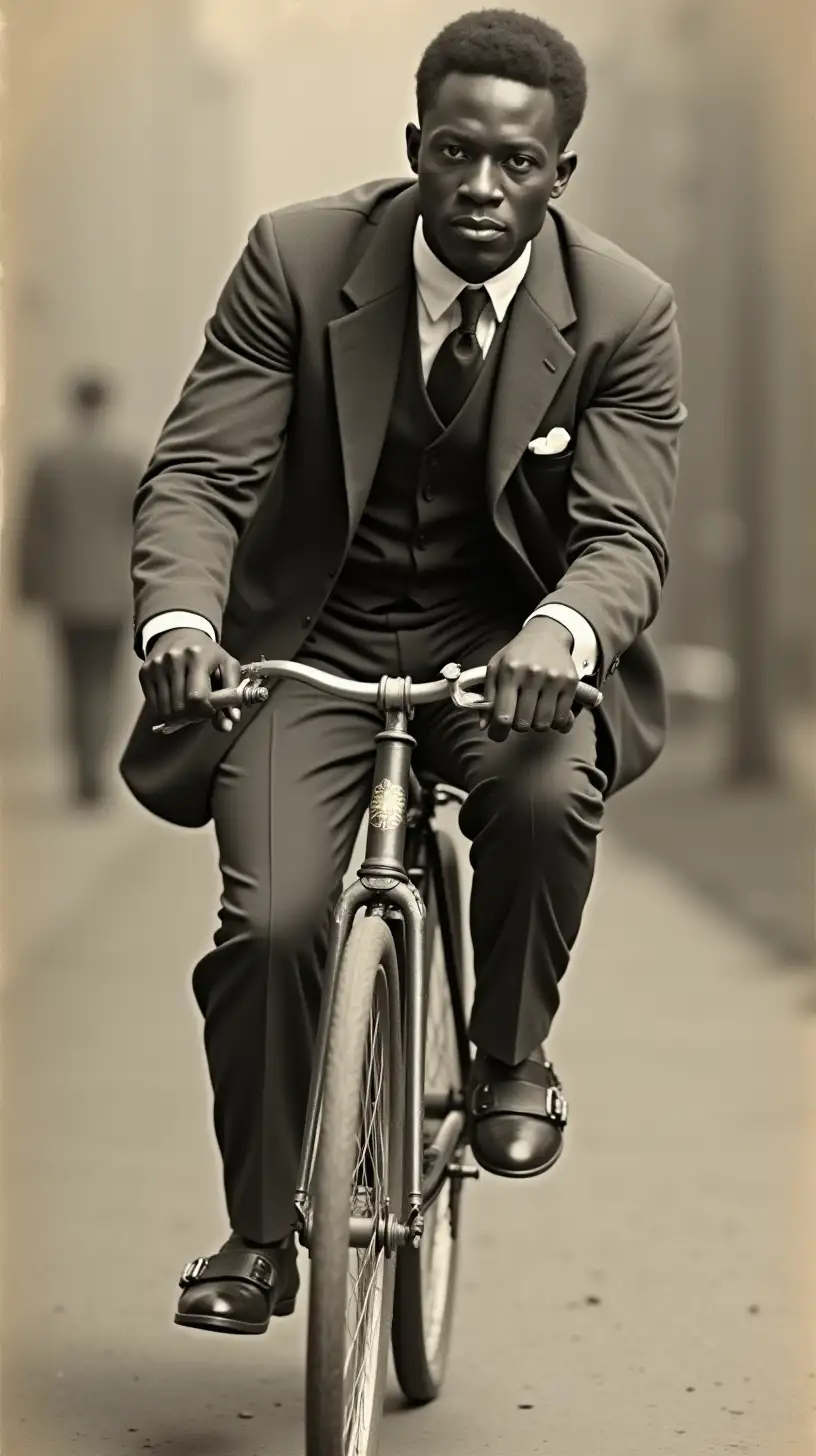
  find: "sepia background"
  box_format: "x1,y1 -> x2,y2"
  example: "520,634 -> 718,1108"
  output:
1,1 -> 814,1452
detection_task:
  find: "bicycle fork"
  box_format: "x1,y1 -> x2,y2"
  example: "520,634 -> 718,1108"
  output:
294,684 -> 429,1255
292,876 -> 428,1255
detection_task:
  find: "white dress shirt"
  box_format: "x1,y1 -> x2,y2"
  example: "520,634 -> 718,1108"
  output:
142,217 -> 598,679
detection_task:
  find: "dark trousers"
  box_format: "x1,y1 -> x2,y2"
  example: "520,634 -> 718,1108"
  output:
193,591 -> 608,1242
58,622 -> 123,801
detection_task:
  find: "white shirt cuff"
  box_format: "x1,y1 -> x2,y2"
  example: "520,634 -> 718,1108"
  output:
142,611 -> 217,656
524,604 -> 599,678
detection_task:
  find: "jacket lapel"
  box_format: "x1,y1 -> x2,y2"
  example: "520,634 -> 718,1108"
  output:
328,191 -> 577,558
486,209 -> 577,516
329,184 -> 418,538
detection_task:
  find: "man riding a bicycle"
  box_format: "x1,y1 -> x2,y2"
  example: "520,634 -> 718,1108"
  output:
122,9 -> 685,1339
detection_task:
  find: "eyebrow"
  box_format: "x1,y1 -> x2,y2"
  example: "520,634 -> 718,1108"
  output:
434,125 -> 548,154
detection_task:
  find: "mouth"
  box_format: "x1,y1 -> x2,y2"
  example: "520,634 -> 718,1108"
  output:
450,216 -> 507,243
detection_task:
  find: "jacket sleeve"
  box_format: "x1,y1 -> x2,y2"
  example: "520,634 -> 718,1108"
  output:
534,280 -> 686,679
131,214 -> 296,648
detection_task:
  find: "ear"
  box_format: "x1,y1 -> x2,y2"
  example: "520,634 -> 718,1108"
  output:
550,151 -> 578,199
405,122 -> 421,176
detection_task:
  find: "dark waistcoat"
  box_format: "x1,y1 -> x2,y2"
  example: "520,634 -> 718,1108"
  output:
334,300 -> 519,611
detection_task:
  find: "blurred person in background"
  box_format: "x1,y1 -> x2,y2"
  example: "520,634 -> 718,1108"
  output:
17,371 -> 141,806
121,9 -> 685,1333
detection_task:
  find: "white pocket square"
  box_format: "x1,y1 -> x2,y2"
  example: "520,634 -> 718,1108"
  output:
527,427 -> 571,456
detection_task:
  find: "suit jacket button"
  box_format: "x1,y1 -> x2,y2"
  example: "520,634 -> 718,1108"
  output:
302,615 -> 312,627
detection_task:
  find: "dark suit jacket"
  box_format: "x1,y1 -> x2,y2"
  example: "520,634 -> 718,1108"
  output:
19,436 -> 139,623
121,178 -> 686,827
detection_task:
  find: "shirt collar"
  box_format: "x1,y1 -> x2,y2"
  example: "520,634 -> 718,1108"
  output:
413,215 -> 531,323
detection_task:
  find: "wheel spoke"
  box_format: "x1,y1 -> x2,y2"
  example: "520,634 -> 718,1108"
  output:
307,917 -> 402,1456
343,974 -> 390,1453
344,1244 -> 385,1445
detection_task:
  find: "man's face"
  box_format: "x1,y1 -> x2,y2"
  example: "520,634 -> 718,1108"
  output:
406,72 -> 576,283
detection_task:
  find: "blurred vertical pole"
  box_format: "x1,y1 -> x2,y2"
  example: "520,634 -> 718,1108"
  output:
726,4 -> 779,782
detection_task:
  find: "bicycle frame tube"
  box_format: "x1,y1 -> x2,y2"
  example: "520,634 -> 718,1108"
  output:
358,702 -> 429,1223
427,827 -> 472,1081
358,705 -> 416,879
294,693 -> 429,1241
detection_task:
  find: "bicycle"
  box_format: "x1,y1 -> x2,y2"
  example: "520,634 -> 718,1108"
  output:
154,657 -> 602,1455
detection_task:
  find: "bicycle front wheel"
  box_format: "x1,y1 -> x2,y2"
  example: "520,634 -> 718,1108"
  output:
306,913 -> 404,1456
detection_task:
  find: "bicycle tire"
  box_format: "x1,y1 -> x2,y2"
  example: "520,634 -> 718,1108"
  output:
392,827 -> 468,1404
306,913 -> 404,1456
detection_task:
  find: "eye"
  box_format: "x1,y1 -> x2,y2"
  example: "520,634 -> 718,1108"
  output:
441,143 -> 468,161
506,155 -> 537,174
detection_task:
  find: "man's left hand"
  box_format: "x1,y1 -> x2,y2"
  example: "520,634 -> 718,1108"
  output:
480,618 -> 579,742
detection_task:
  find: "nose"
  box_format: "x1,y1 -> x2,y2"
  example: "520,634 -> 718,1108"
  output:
459,158 -> 504,208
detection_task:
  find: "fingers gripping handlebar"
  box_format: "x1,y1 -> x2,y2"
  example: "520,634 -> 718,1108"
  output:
151,660 -> 603,735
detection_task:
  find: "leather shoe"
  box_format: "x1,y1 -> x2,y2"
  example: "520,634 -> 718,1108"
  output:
175,1231 -> 299,1334
468,1047 -> 568,1178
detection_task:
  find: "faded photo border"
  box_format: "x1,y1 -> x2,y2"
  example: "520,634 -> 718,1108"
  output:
1,4 -> 814,1453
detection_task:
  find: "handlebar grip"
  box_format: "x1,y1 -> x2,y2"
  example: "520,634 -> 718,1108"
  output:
151,681 -> 267,735
575,682 -> 603,710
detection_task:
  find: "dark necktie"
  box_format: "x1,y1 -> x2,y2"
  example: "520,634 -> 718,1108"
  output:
426,286 -> 490,426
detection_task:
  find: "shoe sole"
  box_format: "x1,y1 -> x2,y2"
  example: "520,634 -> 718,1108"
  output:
174,1296 -> 296,1334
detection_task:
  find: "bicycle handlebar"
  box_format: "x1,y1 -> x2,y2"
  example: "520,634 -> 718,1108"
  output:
152,659 -> 603,735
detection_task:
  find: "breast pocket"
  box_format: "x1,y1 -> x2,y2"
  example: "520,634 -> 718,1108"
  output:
521,449 -> 575,495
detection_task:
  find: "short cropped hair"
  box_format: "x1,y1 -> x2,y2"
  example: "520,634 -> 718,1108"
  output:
416,9 -> 587,148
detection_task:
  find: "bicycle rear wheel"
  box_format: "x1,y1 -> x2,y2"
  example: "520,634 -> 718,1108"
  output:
392,827 -> 468,1404
306,913 -> 404,1456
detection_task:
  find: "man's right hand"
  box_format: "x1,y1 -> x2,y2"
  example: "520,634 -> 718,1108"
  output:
139,628 -> 243,733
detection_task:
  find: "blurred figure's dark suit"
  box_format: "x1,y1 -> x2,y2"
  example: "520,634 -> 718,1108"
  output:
18,434 -> 140,801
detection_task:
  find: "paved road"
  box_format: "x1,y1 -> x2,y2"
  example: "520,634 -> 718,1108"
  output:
2,777 -> 814,1455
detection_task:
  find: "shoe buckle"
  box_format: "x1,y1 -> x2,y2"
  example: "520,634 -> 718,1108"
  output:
251,1255 -> 274,1290
545,1086 -> 568,1129
180,1255 -> 208,1288
472,1082 -> 494,1115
